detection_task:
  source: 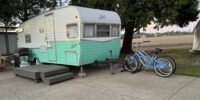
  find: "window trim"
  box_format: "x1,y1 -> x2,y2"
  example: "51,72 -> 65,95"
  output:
82,23 -> 120,38
96,24 -> 110,37
66,23 -> 78,39
111,25 -> 120,37
83,24 -> 95,38
25,34 -> 31,43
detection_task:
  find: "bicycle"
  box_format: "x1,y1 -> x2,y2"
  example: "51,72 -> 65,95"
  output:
123,41 -> 176,77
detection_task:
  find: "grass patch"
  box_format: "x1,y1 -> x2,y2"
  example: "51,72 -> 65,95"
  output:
161,49 -> 200,77
175,65 -> 200,77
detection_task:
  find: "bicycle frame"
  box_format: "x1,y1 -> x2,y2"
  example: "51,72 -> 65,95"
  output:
132,50 -> 166,68
125,42 -> 176,77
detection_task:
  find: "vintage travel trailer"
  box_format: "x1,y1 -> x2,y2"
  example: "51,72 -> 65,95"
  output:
17,6 -> 121,67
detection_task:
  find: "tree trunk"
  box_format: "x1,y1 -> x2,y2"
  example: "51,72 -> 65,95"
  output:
22,0 -> 28,21
120,27 -> 134,54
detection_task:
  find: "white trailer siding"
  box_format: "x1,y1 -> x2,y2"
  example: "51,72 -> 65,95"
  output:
18,15 -> 46,48
18,6 -> 121,48
18,6 -> 80,48
53,7 -> 80,41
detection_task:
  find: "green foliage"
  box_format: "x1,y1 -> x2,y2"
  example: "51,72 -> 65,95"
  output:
70,0 -> 199,53
70,0 -> 199,31
152,0 -> 199,28
117,0 -> 199,31
13,0 -> 58,22
69,0 -> 116,11
0,0 -> 62,25
117,0 -> 153,31
175,0 -> 199,27
0,0 -> 18,29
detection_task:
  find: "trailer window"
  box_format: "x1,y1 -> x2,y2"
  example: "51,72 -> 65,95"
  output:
96,25 -> 110,37
111,25 -> 119,37
67,24 -> 78,38
83,24 -> 95,37
25,34 -> 31,43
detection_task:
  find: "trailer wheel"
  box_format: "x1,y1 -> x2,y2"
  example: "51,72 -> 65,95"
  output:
35,58 -> 40,65
32,58 -> 40,65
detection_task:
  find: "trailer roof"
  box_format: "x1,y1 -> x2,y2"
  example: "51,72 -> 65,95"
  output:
21,6 -> 121,25
76,6 -> 121,24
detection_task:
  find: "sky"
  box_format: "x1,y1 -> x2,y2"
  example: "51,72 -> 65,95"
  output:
141,21 -> 198,33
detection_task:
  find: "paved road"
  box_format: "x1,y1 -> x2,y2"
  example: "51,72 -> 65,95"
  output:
0,66 -> 199,100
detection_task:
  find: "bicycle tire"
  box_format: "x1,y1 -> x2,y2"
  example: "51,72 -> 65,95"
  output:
162,56 -> 176,74
153,57 -> 175,78
136,58 -> 142,71
123,55 -> 139,73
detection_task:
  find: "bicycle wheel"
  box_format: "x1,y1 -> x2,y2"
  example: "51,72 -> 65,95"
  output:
123,55 -> 139,73
153,57 -> 174,77
136,57 -> 143,71
163,56 -> 176,74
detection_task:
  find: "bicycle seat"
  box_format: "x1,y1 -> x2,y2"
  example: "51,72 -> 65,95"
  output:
154,48 -> 163,54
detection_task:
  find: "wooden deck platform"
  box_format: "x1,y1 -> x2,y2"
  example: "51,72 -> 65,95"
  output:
14,64 -> 74,85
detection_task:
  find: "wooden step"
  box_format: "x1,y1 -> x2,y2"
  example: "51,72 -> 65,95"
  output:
42,72 -> 74,85
40,67 -> 69,78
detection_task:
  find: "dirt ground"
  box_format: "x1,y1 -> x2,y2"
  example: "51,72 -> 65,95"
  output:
122,35 -> 194,49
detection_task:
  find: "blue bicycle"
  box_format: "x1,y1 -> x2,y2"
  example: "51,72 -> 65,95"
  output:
123,41 -> 176,77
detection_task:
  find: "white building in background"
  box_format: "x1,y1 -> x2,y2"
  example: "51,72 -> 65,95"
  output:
0,27 -> 18,54
193,21 -> 200,51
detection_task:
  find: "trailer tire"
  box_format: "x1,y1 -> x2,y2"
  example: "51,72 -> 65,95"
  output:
32,58 -> 40,65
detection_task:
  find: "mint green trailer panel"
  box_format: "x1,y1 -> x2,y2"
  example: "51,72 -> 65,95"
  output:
29,39 -> 120,67
80,39 -> 120,65
29,41 -> 80,66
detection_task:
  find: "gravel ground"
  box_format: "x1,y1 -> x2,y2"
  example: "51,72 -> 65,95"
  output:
0,66 -> 199,100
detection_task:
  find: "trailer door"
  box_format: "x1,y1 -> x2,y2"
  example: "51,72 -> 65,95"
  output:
45,13 -> 57,62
